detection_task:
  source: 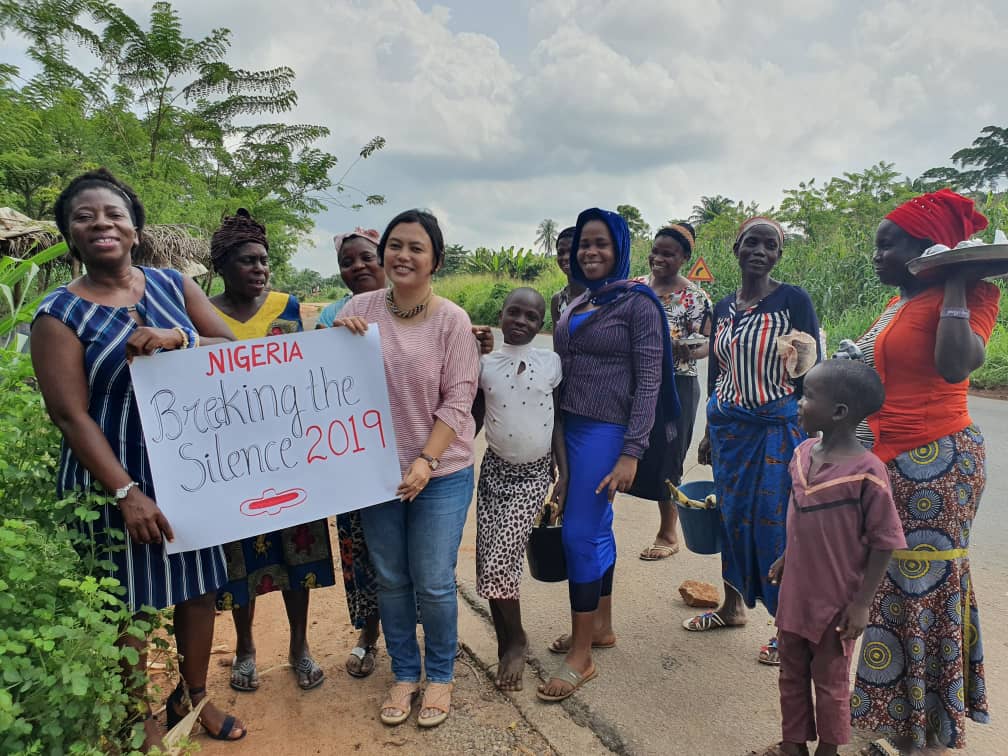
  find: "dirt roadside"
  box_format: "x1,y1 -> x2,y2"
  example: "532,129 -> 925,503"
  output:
162,519 -> 561,755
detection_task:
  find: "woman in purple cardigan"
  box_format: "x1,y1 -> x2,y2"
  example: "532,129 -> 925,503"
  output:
538,207 -> 678,702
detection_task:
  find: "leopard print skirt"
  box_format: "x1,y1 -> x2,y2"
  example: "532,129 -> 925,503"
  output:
476,448 -> 553,600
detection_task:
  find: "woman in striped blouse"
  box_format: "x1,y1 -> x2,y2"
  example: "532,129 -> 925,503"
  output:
684,217 -> 821,666
31,169 -> 246,748
334,209 -> 480,729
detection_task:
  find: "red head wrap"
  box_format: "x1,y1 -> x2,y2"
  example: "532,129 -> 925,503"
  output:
885,189 -> 988,248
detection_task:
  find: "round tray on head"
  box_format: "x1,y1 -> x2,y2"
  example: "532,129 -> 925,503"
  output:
907,243 -> 1008,281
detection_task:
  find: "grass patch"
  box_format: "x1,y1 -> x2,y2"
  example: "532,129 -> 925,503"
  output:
435,269 -> 567,329
972,325 -> 1008,389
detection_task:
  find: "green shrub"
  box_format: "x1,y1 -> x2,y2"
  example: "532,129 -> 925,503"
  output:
972,325 -> 1008,389
0,352 -> 64,520
0,351 -> 149,755
0,519 -> 146,755
463,246 -> 550,280
0,243 -> 69,348
435,269 -> 566,329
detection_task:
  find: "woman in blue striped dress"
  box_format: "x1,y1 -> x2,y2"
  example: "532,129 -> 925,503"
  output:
31,169 -> 246,749
683,217 -> 821,666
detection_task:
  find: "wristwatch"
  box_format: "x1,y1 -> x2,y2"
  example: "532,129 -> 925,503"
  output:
114,481 -> 138,500
419,453 -> 440,471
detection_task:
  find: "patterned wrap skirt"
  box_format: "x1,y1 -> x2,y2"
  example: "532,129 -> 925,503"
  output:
708,394 -> 804,616
476,448 -> 553,600
336,509 -> 380,629
216,519 -> 336,610
851,425 -> 989,749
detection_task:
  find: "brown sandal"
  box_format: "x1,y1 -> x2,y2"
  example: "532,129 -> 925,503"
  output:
417,682 -> 453,728
379,682 -> 419,726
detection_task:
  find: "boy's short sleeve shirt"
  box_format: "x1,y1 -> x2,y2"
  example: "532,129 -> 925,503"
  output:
776,439 -> 907,644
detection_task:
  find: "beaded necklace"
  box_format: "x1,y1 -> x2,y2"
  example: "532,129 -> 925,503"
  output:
385,287 -> 432,319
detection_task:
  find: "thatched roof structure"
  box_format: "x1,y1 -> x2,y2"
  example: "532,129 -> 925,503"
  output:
0,207 -> 210,278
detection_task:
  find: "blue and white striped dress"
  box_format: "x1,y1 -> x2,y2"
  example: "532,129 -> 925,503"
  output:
34,267 -> 227,612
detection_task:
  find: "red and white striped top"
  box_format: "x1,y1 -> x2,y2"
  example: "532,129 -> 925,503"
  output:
709,284 -> 820,409
341,290 -> 479,476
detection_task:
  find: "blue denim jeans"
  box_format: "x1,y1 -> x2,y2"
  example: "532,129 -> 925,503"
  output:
359,466 -> 474,683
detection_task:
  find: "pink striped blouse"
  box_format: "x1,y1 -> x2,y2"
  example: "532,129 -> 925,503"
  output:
341,290 -> 479,476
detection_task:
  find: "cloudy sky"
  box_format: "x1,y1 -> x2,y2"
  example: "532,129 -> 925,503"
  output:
6,0 -> 1008,274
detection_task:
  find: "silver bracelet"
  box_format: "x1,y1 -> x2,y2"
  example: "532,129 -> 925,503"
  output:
940,308 -> 971,320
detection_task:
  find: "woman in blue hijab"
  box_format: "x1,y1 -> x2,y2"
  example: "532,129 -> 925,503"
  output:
538,208 -> 678,702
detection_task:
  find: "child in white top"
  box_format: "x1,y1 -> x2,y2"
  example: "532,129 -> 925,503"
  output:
473,287 -> 566,692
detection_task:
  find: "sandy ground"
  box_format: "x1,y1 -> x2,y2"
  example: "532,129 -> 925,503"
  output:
166,534 -> 558,756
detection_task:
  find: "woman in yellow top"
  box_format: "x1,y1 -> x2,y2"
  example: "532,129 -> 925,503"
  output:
208,209 -> 335,692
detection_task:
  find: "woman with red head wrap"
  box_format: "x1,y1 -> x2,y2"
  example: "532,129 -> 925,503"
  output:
848,190 -> 996,753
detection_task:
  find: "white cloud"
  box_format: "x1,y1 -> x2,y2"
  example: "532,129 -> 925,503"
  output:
4,0 -> 1007,269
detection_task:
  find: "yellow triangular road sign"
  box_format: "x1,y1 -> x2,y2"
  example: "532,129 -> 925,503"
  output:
686,256 -> 715,283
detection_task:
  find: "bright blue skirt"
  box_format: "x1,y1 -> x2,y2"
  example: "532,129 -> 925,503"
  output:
562,413 -> 626,584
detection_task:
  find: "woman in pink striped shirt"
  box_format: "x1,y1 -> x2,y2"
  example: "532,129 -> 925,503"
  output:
334,209 -> 479,729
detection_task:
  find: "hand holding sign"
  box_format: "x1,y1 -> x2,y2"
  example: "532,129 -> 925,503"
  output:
331,316 -> 369,334
126,327 -> 186,361
130,326 -> 399,553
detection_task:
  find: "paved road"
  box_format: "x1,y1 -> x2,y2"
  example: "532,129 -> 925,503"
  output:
454,332 -> 1007,755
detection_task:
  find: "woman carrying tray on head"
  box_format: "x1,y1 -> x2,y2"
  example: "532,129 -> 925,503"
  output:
849,190 -> 997,754
686,217 -> 821,667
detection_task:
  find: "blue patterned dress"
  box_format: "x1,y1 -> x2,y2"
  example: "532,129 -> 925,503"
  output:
34,267 -> 228,612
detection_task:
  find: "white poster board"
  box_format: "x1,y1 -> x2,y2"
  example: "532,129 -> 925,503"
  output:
129,327 -> 399,554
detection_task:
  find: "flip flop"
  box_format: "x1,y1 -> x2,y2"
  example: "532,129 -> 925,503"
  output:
346,645 -> 377,678
853,738 -> 901,756
290,652 -> 325,690
682,612 -> 744,632
639,542 -> 680,560
758,637 -> 780,666
536,661 -> 598,702
548,634 -> 616,654
229,654 -> 259,692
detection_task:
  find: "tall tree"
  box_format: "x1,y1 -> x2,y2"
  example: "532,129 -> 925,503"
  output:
778,162 -> 914,244
951,126 -> 1008,188
535,218 -> 557,255
689,195 -> 735,226
0,0 -> 385,271
441,243 -> 469,275
616,204 -> 650,240
918,125 -> 1008,192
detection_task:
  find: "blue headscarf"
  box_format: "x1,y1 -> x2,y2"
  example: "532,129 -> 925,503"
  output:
569,207 -> 632,290
568,207 -> 681,433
